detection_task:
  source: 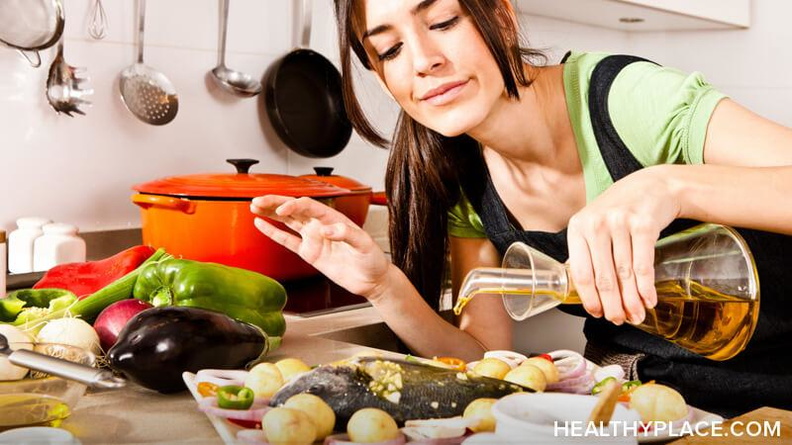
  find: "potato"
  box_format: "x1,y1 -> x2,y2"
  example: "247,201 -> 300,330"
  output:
275,358 -> 311,381
284,393 -> 336,440
520,357 -> 559,383
463,398 -> 498,432
263,407 -> 317,445
245,363 -> 284,398
347,408 -> 400,443
472,358 -> 511,380
629,383 -> 688,422
503,364 -> 547,392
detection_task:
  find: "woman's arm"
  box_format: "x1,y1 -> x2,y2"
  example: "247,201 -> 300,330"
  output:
449,236 -> 514,353
566,98 -> 792,326
250,195 -> 494,361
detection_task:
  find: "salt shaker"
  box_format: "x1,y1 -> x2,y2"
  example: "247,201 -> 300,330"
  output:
1,229 -> 6,297
8,217 -> 51,274
33,223 -> 86,272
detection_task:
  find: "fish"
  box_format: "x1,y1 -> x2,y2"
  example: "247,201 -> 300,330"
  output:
269,356 -> 531,428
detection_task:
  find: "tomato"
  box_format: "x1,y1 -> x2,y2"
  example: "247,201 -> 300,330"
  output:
536,354 -> 553,362
433,356 -> 467,371
197,381 -> 219,398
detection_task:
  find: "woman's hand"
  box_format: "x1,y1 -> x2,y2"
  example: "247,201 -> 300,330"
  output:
250,195 -> 391,299
566,166 -> 681,326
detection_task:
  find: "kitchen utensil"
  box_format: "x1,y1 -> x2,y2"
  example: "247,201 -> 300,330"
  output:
46,37 -> 93,116
210,0 -> 261,97
0,0 -> 64,68
264,0 -> 352,158
299,167 -> 382,226
119,0 -> 178,125
0,335 -> 125,389
588,380 -> 621,426
131,159 -> 351,281
455,223 -> 760,361
87,0 -> 108,40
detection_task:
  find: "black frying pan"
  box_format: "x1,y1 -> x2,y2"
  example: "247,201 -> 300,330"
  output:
264,0 -> 352,158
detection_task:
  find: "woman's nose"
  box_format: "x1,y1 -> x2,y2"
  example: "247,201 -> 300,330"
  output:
411,36 -> 445,76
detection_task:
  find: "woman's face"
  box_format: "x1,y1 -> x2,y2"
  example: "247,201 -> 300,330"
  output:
359,0 -> 506,137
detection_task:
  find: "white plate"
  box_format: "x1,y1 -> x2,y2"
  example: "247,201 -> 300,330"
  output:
183,372 -> 243,445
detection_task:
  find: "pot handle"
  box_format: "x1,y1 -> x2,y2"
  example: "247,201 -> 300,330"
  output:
132,194 -> 196,214
370,191 -> 387,206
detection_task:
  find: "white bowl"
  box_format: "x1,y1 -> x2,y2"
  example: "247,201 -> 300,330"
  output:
491,393 -> 641,444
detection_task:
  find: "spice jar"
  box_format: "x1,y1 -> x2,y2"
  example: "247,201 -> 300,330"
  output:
33,223 -> 86,272
1,229 -> 6,297
7,217 -> 51,274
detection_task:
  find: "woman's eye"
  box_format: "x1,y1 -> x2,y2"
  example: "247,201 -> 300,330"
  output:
429,16 -> 460,31
378,43 -> 403,61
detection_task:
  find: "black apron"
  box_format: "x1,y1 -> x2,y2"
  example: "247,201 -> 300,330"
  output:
461,54 -> 792,417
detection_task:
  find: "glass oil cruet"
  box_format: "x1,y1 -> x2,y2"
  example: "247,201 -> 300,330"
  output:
453,224 -> 760,361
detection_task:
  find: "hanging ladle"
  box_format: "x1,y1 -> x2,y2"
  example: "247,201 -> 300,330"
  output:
0,334 -> 125,389
209,0 -> 262,97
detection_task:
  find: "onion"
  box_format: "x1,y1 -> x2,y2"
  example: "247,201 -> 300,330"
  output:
93,299 -> 154,351
37,317 -> 101,356
198,396 -> 271,421
195,369 -> 249,387
594,364 -> 625,382
323,433 -> 406,445
237,428 -> 269,444
483,350 -> 527,363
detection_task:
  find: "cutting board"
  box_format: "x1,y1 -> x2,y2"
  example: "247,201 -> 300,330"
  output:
669,407 -> 792,444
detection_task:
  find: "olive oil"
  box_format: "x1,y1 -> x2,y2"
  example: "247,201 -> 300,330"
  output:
453,280 -> 759,361
0,394 -> 71,431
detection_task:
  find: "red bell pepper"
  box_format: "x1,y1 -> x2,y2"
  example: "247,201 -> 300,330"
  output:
33,245 -> 157,299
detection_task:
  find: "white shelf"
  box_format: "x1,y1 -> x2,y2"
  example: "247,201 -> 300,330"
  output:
515,0 -> 751,31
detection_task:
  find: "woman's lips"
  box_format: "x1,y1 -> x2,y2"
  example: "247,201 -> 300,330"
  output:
420,80 -> 469,106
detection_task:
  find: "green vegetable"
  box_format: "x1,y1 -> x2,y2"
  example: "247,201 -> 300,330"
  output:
132,259 -> 287,350
217,385 -> 255,410
592,376 -> 617,395
622,380 -> 642,392
3,248 -> 170,333
0,289 -> 77,325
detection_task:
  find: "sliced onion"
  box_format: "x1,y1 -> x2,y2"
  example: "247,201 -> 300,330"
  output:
323,433 -> 406,445
195,369 -> 249,387
408,435 -> 468,445
594,364 -> 625,382
484,350 -> 528,363
198,396 -> 271,421
402,417 -> 477,440
237,428 -> 269,445
547,372 -> 595,393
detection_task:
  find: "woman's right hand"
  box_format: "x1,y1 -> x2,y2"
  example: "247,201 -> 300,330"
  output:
250,195 -> 391,299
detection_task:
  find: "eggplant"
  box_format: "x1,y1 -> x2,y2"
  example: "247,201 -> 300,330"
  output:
107,306 -> 269,393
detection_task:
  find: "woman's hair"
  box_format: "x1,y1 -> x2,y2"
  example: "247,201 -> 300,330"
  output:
334,0 -> 545,309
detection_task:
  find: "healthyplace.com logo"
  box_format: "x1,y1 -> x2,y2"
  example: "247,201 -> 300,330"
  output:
554,420 -> 782,438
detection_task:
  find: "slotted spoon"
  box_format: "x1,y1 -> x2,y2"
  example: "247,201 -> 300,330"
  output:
119,0 -> 178,125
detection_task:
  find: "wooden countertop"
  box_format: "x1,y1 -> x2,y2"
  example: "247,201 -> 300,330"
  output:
668,406 -> 792,444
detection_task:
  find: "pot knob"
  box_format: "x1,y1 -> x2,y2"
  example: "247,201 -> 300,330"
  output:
227,158 -> 260,174
313,167 -> 334,176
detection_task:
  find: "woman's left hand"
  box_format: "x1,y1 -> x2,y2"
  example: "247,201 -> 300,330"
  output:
566,165 -> 681,326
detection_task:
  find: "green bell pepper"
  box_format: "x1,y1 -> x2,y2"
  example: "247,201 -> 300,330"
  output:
132,259 -> 287,350
217,385 -> 255,410
0,289 -> 78,326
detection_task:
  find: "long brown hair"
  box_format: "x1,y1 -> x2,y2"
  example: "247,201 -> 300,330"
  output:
334,0 -> 545,309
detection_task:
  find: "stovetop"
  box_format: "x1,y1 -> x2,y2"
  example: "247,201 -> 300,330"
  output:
282,275 -> 370,318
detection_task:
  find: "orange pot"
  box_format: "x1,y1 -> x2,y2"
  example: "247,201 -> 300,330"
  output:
299,167 -> 386,226
131,159 -> 349,282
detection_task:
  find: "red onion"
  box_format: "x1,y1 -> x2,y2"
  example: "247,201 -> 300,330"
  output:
195,369 -> 249,387
323,433 -> 406,445
198,396 -> 271,421
237,428 -> 269,444
93,299 -> 154,351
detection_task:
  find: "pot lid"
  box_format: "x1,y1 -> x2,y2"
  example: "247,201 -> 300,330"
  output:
299,167 -> 372,194
133,159 -> 350,199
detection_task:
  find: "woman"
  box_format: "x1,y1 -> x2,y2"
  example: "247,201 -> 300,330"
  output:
252,0 -> 792,416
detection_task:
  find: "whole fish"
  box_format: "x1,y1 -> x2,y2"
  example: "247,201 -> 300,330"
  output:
269,357 -> 531,427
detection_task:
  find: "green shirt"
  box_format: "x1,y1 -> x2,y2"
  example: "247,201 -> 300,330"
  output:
448,51 -> 727,238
